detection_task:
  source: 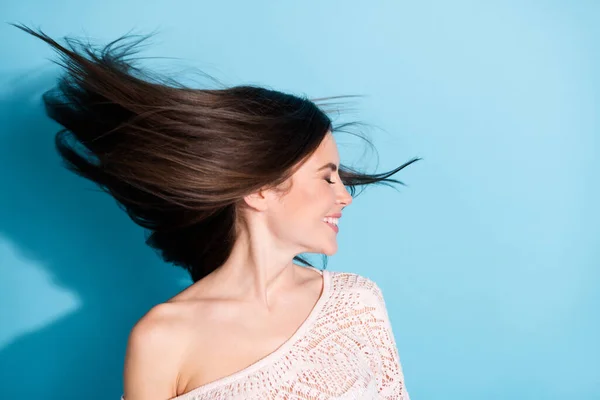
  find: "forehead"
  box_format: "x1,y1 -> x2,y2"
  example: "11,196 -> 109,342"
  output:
308,132 -> 339,165
288,132 -> 339,181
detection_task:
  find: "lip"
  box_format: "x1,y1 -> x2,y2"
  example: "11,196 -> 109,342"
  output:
324,213 -> 342,218
324,220 -> 339,233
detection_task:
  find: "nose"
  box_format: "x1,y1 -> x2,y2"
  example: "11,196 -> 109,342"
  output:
337,183 -> 353,207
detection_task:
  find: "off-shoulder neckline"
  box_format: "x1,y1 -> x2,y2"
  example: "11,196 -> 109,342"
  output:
168,266 -> 332,400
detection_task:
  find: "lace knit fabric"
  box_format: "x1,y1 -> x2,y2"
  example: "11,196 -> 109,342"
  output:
121,268 -> 410,399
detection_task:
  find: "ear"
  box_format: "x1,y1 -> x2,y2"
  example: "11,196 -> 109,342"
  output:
243,187 -> 270,212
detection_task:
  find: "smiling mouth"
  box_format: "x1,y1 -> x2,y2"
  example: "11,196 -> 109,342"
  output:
323,220 -> 339,233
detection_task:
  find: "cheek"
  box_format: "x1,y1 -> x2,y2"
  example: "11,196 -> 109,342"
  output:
317,184 -> 336,205
307,183 -> 335,206
282,185 -> 333,223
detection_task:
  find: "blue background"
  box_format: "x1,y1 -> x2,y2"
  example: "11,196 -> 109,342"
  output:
1,1 -> 598,398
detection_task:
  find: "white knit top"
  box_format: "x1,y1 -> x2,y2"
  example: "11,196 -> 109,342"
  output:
121,267 -> 410,399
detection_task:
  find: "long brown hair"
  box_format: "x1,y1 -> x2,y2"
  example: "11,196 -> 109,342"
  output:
12,23 -> 421,282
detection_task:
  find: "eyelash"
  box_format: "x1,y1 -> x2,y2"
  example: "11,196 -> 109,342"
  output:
325,178 -> 336,184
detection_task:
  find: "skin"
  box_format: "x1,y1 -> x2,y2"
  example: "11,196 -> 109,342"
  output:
122,131 -> 353,400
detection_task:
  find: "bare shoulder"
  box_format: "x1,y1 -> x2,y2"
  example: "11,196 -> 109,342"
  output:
123,301 -> 197,400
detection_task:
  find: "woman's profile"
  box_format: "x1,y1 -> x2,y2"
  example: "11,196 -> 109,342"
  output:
14,23 -> 419,400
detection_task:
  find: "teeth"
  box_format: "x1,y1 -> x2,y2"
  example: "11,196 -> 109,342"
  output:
323,217 -> 339,226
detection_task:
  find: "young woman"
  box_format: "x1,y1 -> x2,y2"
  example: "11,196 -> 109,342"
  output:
15,23 -> 418,400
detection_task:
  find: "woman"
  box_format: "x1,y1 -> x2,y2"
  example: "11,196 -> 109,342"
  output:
15,23 -> 418,400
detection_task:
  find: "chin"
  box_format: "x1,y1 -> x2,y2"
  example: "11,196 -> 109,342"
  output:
321,244 -> 338,256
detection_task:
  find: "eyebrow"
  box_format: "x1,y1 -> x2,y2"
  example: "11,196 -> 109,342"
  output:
317,162 -> 338,173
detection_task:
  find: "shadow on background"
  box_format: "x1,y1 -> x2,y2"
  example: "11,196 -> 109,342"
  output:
0,68 -> 189,399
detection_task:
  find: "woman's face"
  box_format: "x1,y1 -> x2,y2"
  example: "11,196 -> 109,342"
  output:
266,132 -> 353,256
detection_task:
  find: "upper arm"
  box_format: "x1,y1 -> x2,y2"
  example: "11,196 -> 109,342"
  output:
122,304 -> 185,400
